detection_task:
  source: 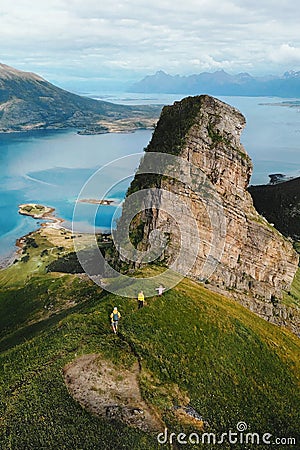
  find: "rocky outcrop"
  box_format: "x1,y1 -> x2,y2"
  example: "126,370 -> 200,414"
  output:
117,95 -> 299,312
249,176 -> 300,240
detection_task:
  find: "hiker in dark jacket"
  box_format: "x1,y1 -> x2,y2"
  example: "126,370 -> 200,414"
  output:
138,290 -> 144,309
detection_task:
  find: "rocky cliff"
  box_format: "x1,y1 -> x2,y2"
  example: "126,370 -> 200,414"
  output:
117,95 -> 299,322
249,177 -> 300,240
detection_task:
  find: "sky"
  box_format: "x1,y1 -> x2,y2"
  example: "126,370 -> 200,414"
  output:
1,0 -> 300,90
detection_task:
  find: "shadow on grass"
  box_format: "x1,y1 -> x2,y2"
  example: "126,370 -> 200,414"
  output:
0,290 -> 109,353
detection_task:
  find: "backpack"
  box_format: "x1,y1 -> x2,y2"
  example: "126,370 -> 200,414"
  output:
113,312 -> 119,321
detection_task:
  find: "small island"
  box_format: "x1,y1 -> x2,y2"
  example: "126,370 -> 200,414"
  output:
78,199 -> 114,205
259,100 -> 300,109
18,203 -> 64,227
19,203 -> 55,218
77,125 -> 109,135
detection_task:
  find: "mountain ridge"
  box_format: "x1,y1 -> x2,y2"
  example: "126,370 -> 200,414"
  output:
0,63 -> 160,133
129,69 -> 300,97
0,63 -> 45,81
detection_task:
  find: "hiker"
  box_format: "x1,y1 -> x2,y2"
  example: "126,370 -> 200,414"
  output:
156,285 -> 165,296
110,307 -> 121,334
138,290 -> 144,309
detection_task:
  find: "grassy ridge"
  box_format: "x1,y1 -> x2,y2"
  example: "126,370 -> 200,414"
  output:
0,241 -> 299,449
123,276 -> 300,437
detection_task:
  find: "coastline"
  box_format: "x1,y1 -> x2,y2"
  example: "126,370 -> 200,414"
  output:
0,230 -> 39,270
0,204 -> 68,271
0,250 -> 19,270
18,203 -> 66,229
0,202 -> 104,271
0,117 -> 158,136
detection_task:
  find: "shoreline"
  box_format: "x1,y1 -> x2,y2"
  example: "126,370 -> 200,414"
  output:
0,202 -> 111,271
0,230 -> 38,270
0,204 -> 69,271
0,250 -> 19,270
0,117 -> 158,136
18,203 -> 68,230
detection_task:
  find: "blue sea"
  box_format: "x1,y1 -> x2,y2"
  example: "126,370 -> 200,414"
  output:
0,94 -> 299,262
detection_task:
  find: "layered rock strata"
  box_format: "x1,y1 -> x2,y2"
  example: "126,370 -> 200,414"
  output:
117,95 -> 299,325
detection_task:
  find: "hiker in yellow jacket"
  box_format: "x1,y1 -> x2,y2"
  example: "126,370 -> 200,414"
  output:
138,290 -> 144,309
110,307 -> 121,334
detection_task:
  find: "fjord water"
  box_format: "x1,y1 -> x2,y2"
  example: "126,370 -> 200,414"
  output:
95,92 -> 300,183
0,129 -> 152,262
0,95 -> 299,261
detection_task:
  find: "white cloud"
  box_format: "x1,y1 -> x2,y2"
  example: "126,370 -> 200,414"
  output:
0,0 -> 300,86
269,44 -> 300,64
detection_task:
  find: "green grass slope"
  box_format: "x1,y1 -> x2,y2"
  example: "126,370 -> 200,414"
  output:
0,245 -> 299,449
283,267 -> 300,308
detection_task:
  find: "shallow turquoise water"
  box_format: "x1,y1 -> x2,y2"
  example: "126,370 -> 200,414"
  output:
0,129 -> 152,260
0,95 -> 299,261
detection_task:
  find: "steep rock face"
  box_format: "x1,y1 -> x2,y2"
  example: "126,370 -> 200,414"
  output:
249,177 -> 300,240
119,95 -> 298,305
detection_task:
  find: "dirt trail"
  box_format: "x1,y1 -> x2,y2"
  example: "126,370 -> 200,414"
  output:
63,353 -> 163,432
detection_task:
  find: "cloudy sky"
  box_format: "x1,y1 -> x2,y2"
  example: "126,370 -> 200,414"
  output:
1,0 -> 300,89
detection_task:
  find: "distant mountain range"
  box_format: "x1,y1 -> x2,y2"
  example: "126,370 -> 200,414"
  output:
129,69 -> 300,97
0,63 -> 160,133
